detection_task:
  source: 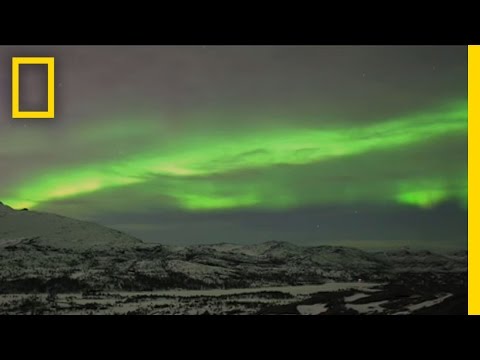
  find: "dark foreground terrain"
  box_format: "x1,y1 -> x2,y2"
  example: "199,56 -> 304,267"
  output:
259,272 -> 466,315
0,272 -> 466,315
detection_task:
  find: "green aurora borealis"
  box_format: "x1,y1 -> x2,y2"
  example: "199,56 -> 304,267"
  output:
0,46 -> 468,248
2,100 -> 467,211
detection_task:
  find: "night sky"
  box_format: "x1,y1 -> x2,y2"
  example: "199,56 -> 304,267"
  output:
0,46 -> 467,249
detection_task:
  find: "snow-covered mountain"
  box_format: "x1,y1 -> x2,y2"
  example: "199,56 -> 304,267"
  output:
0,202 -> 141,250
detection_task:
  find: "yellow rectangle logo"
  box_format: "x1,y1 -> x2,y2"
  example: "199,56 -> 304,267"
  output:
12,57 -> 55,119
469,45 -> 479,315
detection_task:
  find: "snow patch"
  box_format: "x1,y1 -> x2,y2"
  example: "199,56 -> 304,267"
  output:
297,303 -> 328,315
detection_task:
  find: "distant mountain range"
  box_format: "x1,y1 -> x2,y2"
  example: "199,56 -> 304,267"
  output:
0,202 -> 467,293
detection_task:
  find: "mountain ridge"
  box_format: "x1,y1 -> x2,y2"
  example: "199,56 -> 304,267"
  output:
0,202 -> 142,249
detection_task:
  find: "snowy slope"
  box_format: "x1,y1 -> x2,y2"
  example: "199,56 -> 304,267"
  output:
0,202 -> 142,250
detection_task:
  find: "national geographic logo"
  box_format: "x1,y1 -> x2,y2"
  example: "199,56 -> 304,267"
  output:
11,57 -> 55,119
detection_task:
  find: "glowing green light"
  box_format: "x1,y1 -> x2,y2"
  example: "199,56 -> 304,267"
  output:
395,190 -> 450,208
1,100 -> 467,211
394,175 -> 467,208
